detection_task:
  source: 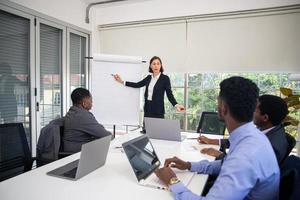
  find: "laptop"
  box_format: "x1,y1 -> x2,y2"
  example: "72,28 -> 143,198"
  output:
122,135 -> 194,190
47,135 -> 111,181
196,112 -> 226,135
144,117 -> 186,141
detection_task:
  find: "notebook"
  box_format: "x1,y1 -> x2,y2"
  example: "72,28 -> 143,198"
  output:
47,135 -> 111,180
144,117 -> 186,141
122,135 -> 194,190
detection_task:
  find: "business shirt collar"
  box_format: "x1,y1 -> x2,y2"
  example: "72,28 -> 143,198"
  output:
229,121 -> 256,148
261,126 -> 275,134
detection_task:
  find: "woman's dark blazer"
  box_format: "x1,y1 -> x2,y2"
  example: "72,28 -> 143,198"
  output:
125,73 -> 177,115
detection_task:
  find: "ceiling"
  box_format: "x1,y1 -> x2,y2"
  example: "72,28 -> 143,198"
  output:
80,0 -> 151,5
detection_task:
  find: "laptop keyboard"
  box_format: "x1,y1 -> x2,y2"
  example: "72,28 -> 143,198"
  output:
62,167 -> 78,178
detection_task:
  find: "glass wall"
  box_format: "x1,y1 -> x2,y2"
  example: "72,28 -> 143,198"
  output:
0,10 -> 31,145
39,24 -> 62,127
165,73 -> 300,139
69,32 -> 87,92
0,4 -> 90,156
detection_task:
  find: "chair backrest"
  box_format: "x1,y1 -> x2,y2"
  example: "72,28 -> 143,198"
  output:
0,123 -> 33,181
197,112 -> 226,135
57,125 -> 72,159
280,133 -> 296,166
280,155 -> 300,200
36,118 -> 64,167
59,125 -> 65,152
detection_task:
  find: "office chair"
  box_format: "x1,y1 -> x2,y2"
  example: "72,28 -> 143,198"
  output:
0,123 -> 35,182
36,118 -> 72,167
58,125 -> 72,159
280,155 -> 300,200
197,112 -> 226,135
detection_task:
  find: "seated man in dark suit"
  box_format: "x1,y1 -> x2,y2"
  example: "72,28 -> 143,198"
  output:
63,88 -> 112,153
200,94 -> 289,164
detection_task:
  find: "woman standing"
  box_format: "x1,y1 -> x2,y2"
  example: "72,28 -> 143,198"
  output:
114,56 -> 184,132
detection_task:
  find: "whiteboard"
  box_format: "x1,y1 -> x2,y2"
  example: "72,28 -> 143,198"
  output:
91,54 -> 143,126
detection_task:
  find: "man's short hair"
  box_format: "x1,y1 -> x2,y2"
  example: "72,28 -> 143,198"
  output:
219,76 -> 259,122
258,95 -> 288,126
71,88 -> 91,105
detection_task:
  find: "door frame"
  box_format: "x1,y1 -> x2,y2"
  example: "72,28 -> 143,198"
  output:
35,18 -> 66,147
66,28 -> 89,110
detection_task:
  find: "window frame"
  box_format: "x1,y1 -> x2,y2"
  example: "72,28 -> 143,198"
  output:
66,28 -> 89,110
0,4 -> 36,153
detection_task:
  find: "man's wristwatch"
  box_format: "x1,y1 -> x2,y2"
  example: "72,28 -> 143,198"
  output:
168,177 -> 180,186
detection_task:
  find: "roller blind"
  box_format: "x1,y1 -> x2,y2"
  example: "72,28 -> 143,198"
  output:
99,21 -> 186,73
0,11 -> 30,121
98,9 -> 300,73
70,33 -> 86,92
186,11 -> 300,72
0,9 -> 31,145
40,23 -> 62,127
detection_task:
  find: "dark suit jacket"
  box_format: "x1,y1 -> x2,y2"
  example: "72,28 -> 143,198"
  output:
219,139 -> 230,153
218,125 -> 288,164
125,73 -> 177,115
266,125 -> 288,164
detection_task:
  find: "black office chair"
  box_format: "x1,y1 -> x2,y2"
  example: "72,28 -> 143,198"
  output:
0,123 -> 35,182
36,119 -> 72,167
280,133 -> 296,167
197,112 -> 226,135
58,125 -> 72,159
280,155 -> 300,200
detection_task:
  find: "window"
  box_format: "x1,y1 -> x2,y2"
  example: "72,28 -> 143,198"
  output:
164,74 -> 185,128
0,4 -> 90,156
39,23 -> 63,127
0,10 -> 31,146
69,32 -> 87,92
164,72 -> 300,140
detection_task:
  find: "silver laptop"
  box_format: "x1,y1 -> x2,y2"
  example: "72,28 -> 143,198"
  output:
122,135 -> 194,190
145,117 -> 186,141
47,135 -> 111,181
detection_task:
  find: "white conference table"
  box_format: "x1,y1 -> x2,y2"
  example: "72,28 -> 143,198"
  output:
0,132 -> 223,200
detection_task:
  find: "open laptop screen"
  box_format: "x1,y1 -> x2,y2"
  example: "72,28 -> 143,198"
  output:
122,135 -> 160,181
197,112 -> 226,135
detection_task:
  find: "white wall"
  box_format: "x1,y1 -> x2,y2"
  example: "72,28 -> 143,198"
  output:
8,0 -> 92,31
95,0 -> 300,25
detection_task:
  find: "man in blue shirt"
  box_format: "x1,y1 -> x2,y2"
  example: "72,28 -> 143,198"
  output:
200,94 -> 289,165
155,76 -> 280,200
